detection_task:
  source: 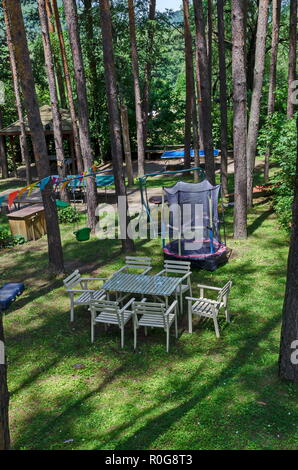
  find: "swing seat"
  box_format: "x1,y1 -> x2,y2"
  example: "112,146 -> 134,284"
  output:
73,227 -> 91,242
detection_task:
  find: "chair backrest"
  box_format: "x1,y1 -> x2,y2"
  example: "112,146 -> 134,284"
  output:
217,281 -> 232,305
133,301 -> 167,327
90,299 -> 122,325
124,256 -> 151,271
63,270 -> 81,289
164,259 -> 191,276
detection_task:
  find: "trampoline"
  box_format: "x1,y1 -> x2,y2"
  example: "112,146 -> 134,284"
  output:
162,180 -> 228,271
161,149 -> 220,158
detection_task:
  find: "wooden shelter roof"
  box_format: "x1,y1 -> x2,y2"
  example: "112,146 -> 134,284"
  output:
0,105 -> 73,136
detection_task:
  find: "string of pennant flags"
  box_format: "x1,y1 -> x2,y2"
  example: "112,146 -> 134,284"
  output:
0,165 -> 112,209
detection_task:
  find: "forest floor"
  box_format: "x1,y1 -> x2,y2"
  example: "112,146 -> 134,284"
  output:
1,165 -> 298,450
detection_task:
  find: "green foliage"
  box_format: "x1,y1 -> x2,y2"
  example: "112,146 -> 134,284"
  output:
58,205 -> 80,224
258,113 -> 297,231
0,227 -> 25,249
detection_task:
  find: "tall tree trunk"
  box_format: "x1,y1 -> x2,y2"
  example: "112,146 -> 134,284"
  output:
38,0 -> 68,202
51,0 -> 83,174
207,0 -> 213,92
100,0 -> 134,252
143,0 -> 156,149
193,0 -> 215,184
3,3 -> 31,185
217,0 -> 228,196
264,0 -> 281,181
232,0 -> 247,239
183,0 -> 193,170
6,0 -> 64,274
287,0 -> 297,119
63,0 -> 97,233
120,101 -> 134,186
128,0 -> 146,178
279,115 -> 298,383
0,108 -> 8,179
247,0 -> 269,208
83,0 -> 100,148
46,0 -> 67,109
0,313 -> 10,450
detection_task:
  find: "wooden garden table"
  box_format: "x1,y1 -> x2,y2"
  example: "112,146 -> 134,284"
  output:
101,272 -> 182,306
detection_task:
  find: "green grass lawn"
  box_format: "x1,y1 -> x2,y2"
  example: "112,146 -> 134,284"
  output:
1,172 -> 298,450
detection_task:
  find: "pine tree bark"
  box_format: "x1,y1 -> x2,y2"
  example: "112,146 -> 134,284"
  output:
247,0 -> 269,208
0,108 -> 8,179
264,0 -> 281,181
279,115 -> 298,383
0,313 -> 10,450
51,0 -> 83,174
38,0 -> 68,202
143,0 -> 156,149
63,0 -> 97,233
183,0 -> 193,170
287,0 -> 297,119
3,1 -> 31,185
128,0 -> 146,178
120,101 -> 134,186
217,0 -> 228,196
232,0 -> 247,239
100,0 -> 134,252
193,0 -> 215,184
207,0 -> 213,92
6,0 -> 64,274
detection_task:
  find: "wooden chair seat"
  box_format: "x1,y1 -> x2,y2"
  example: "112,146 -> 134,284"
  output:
137,312 -> 176,329
76,290 -> 105,305
94,310 -> 132,326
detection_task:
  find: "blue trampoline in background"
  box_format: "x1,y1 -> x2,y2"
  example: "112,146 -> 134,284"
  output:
161,149 -> 220,159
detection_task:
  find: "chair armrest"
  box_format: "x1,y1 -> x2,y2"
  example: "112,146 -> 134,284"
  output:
66,289 -> 98,294
180,272 -> 192,281
165,300 -> 178,315
197,284 -> 221,291
156,269 -> 166,276
82,277 -> 108,282
120,297 -> 135,313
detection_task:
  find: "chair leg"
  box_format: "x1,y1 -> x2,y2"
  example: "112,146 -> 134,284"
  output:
213,316 -> 220,338
121,326 -> 124,349
166,328 -> 170,353
91,318 -> 95,343
70,298 -> 74,322
134,318 -> 137,350
225,308 -> 231,323
144,326 -> 148,336
175,312 -> 178,338
180,292 -> 183,316
188,304 -> 193,334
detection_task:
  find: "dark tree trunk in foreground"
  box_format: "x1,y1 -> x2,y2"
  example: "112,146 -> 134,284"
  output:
232,0 -> 247,239
6,0 -> 64,274
217,0 -> 228,196
3,1 -> 31,185
51,0 -> 83,174
287,0 -> 297,119
0,313 -> 10,450
264,0 -> 281,181
128,0 -> 146,177
120,101 -> 134,186
143,0 -> 156,149
100,0 -> 134,252
63,0 -> 97,233
247,0 -> 269,208
193,0 -> 215,184
0,108 -> 8,179
279,116 -> 298,383
38,0 -> 68,202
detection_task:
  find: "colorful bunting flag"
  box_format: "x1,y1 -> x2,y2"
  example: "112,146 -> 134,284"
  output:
0,195 -> 5,208
40,176 -> 51,190
8,190 -> 20,208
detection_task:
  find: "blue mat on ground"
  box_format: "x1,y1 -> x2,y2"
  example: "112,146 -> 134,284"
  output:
0,283 -> 25,310
161,149 -> 220,158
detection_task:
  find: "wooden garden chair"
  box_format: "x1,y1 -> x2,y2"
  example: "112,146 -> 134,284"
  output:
156,260 -> 192,314
133,299 -> 178,352
63,269 -> 107,322
90,297 -> 135,348
186,281 -> 232,338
